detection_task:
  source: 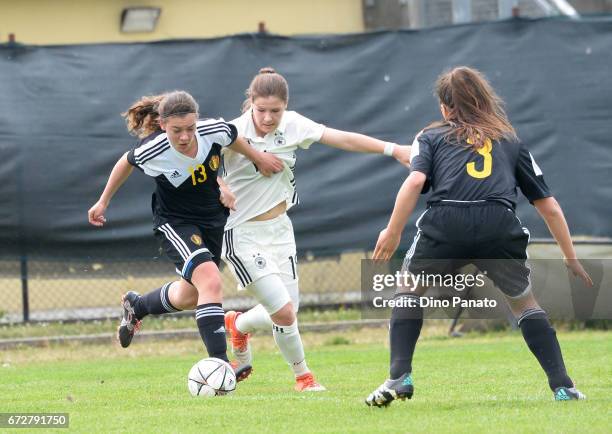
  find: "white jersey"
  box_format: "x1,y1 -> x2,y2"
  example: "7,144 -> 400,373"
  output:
223,109 -> 325,229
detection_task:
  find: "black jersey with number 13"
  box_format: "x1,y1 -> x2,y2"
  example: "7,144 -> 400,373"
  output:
126,119 -> 237,228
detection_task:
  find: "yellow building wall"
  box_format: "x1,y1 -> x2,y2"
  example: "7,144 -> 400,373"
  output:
0,0 -> 364,45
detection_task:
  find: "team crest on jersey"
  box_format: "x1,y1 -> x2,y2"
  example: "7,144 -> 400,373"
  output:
209,155 -> 220,171
254,254 -> 266,269
274,133 -> 286,146
190,234 -> 203,246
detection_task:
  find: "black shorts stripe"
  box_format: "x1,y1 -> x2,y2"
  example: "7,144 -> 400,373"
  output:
223,231 -> 246,286
289,255 -> 296,280
223,230 -> 249,287
225,229 -> 252,286
228,229 -> 252,285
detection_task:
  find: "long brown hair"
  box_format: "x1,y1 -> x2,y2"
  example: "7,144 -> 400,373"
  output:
242,67 -> 289,113
428,66 -> 517,149
122,94 -> 164,138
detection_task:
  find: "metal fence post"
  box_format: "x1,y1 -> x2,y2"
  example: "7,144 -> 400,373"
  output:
20,255 -> 29,322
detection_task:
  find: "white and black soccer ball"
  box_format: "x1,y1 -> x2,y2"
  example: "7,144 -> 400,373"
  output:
187,357 -> 236,397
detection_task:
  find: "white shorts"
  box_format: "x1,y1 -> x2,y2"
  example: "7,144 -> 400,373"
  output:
222,213 -> 298,291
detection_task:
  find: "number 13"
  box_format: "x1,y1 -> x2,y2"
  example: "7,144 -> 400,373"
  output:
189,165 -> 207,185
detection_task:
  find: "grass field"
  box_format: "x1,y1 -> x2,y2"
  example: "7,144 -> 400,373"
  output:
1,328 -> 610,433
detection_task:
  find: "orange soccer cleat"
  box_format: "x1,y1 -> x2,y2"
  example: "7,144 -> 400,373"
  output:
225,310 -> 252,366
295,372 -> 326,392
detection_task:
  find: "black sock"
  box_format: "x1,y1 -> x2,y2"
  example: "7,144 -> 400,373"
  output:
390,294 -> 424,380
133,282 -> 180,320
195,303 -> 229,362
518,309 -> 573,390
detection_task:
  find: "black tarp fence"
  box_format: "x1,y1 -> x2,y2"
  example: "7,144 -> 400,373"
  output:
1,17 -> 611,262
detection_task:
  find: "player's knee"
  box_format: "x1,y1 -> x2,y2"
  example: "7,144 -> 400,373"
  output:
505,291 -> 541,318
179,283 -> 199,308
270,302 -> 296,326
202,274 -> 223,298
191,262 -> 223,298
170,281 -> 198,310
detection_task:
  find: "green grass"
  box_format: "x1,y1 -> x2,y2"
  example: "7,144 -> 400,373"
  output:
1,330 -> 610,433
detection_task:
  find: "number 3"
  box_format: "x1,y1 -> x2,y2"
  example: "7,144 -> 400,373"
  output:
466,138 -> 493,179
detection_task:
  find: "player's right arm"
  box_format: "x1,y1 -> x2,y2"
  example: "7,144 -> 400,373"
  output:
373,132 -> 432,260
373,171 -> 427,261
226,136 -> 283,177
88,152 -> 133,227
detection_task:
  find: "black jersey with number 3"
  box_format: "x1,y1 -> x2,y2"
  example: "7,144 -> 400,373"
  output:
126,119 -> 237,228
410,125 -> 551,209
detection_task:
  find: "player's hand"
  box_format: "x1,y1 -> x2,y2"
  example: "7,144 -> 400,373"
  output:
564,258 -> 593,287
255,151 -> 284,177
373,228 -> 401,261
392,144 -> 411,168
88,200 -> 108,227
219,184 -> 236,211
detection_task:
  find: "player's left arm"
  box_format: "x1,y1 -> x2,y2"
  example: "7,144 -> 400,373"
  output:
533,197 -> 593,286
373,171 -> 426,260
319,127 -> 411,168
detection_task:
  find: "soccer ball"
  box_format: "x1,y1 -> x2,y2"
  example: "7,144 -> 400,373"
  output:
187,357 -> 236,397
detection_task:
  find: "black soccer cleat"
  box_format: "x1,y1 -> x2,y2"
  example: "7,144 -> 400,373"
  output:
231,361 -> 253,383
554,386 -> 586,401
365,373 -> 414,408
117,291 -> 141,348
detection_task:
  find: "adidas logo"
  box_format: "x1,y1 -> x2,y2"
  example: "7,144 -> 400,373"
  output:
556,389 -> 570,400
213,326 -> 226,334
169,170 -> 181,178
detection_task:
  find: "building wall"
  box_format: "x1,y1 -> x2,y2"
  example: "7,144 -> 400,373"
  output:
571,0 -> 612,12
425,0 -> 454,27
362,0 -> 611,30
0,0 -> 364,45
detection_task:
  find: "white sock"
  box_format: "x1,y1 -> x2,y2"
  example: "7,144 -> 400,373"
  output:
236,304 -> 273,334
272,320 -> 309,377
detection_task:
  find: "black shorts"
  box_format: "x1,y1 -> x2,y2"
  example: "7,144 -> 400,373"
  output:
154,222 -> 224,282
403,201 -> 531,298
